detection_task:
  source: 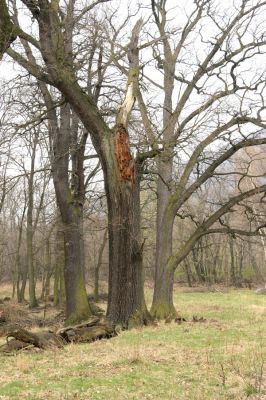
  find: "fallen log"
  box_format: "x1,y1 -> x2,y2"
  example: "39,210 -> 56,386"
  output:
0,339 -> 33,353
255,286 -> 266,295
6,327 -> 65,349
57,317 -> 117,343
0,317 -> 117,353
0,309 -> 6,324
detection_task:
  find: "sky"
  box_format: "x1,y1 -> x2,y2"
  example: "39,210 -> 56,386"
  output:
0,0 -> 266,175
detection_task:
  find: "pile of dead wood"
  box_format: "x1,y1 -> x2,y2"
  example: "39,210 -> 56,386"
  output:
0,303 -> 39,331
0,317 -> 117,354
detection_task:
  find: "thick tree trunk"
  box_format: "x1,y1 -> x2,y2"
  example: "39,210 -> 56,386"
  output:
151,266 -> 176,320
151,205 -> 177,319
151,34 -> 177,319
63,219 -> 90,324
0,0 -> 17,59
104,134 -> 150,327
35,13 -> 148,327
52,104 -> 91,324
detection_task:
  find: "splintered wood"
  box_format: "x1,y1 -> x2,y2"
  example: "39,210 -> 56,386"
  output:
114,124 -> 135,182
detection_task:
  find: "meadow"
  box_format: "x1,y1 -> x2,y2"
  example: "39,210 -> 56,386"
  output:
0,286 -> 265,400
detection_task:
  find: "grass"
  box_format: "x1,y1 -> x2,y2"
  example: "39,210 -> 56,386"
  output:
0,287 -> 265,399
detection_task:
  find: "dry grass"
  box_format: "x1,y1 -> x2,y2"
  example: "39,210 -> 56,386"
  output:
0,285 -> 265,399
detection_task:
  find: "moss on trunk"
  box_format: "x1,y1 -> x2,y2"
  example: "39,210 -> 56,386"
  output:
0,0 -> 17,58
150,300 -> 178,320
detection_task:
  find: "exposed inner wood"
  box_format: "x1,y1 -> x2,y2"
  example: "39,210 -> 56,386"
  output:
114,124 -> 135,182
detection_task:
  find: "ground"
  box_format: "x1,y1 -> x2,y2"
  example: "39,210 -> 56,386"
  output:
0,285 -> 265,400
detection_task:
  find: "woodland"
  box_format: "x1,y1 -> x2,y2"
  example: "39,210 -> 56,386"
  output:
0,0 -> 265,354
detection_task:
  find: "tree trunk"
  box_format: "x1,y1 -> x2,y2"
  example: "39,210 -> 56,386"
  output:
35,13 -> 148,326
15,204 -> 26,302
104,136 -> 150,327
150,52 -> 177,318
27,198 -> 37,307
94,228 -> 108,303
151,265 -> 176,320
18,262 -> 27,303
229,235 -> 237,286
248,241 -> 263,282
151,206 -> 177,319
192,244 -> 206,283
43,238 -> 52,299
0,0 -> 17,59
27,134 -> 38,308
52,104 -> 91,324
63,219 -> 90,324
53,220 -> 65,306
183,259 -> 193,287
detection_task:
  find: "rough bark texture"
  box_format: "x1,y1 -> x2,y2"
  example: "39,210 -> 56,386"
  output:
150,14 -> 177,319
0,0 -> 17,59
151,202 -> 176,319
105,133 -> 150,327
151,265 -> 177,320
4,5 -> 148,326
52,104 -> 92,324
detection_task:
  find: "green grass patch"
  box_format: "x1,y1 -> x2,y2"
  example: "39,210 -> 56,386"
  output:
0,287 -> 265,399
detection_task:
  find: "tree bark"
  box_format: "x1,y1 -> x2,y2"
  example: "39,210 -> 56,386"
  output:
27,133 -> 38,308
150,8 -> 177,319
37,15 -> 150,326
15,202 -> 26,302
53,217 -> 65,306
151,207 -> 177,319
0,0 -> 17,59
94,228 -> 108,303
41,237 -> 52,300
52,103 -> 92,324
104,135 -> 150,327
5,6 -> 149,326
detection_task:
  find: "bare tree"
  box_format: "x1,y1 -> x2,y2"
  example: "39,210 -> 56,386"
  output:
1,0 -> 266,325
137,0 -> 266,318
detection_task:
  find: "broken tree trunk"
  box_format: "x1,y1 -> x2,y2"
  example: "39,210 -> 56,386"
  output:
0,339 -> 32,353
6,327 -> 65,349
0,317 -> 117,353
57,317 -> 117,343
